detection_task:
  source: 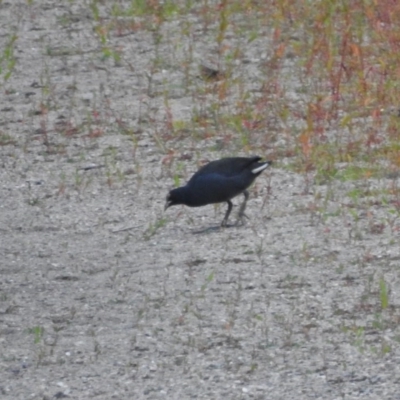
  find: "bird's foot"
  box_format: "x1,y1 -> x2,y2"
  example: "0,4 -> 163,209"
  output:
235,212 -> 249,226
221,218 -> 229,227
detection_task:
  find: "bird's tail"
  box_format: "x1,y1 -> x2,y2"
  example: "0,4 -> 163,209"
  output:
251,161 -> 272,174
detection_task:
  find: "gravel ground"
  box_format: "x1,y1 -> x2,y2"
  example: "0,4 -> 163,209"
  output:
1,1 -> 400,399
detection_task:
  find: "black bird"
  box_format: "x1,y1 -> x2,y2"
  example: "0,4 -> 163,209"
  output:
165,156 -> 271,226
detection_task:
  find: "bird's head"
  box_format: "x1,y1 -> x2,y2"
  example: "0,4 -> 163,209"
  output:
165,188 -> 185,210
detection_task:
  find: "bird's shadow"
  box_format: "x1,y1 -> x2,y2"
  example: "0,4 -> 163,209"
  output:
192,223 -> 241,234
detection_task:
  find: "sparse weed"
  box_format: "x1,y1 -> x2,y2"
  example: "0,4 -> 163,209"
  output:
143,216 -> 167,240
0,33 -> 17,83
28,326 -> 44,345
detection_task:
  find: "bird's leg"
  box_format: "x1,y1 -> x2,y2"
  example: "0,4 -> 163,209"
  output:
221,200 -> 233,227
236,190 -> 250,225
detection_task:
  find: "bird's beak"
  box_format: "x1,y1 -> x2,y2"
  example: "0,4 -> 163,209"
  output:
164,200 -> 172,211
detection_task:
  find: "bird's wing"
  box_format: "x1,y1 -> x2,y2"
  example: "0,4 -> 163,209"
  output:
190,157 -> 262,181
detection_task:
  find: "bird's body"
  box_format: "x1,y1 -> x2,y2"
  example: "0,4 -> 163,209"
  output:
165,156 -> 271,226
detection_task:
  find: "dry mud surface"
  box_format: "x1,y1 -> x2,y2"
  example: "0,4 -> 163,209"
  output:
1,2 -> 400,399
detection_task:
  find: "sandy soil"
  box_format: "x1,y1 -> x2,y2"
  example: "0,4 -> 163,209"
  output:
1,1 -> 400,399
